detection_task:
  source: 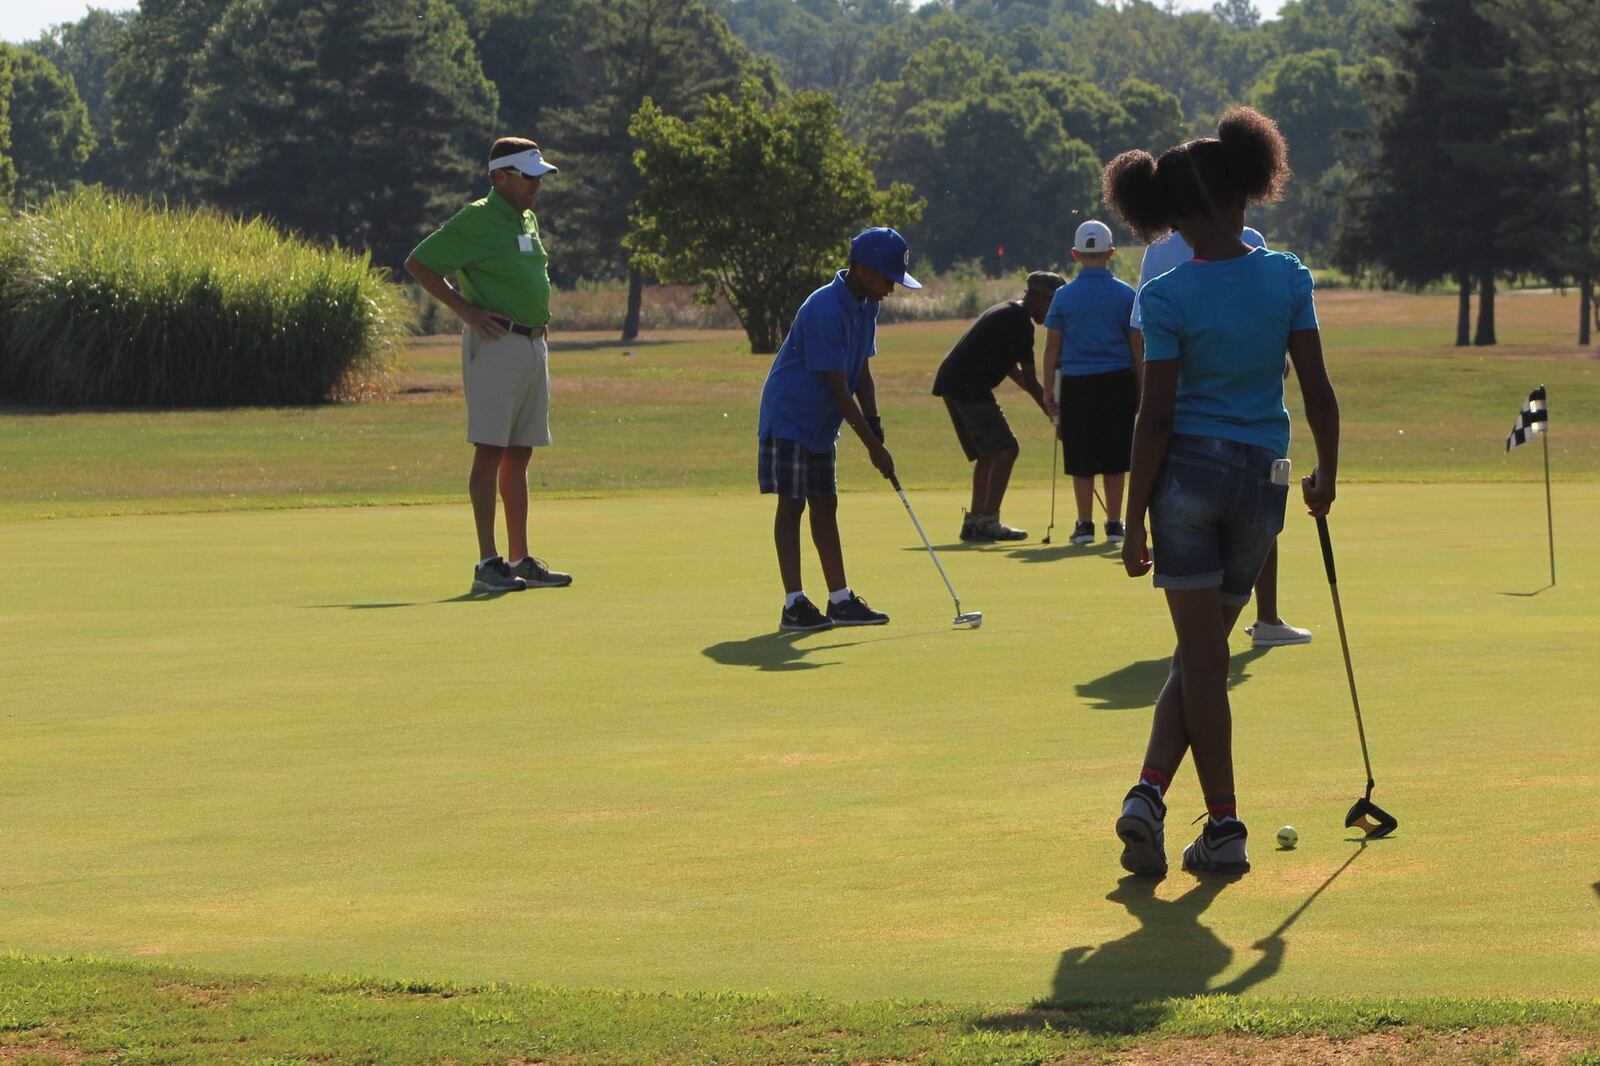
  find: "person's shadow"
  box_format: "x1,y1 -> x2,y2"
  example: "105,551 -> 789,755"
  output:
1076,647 -> 1270,711
1047,875 -> 1283,1005
702,632 -> 865,672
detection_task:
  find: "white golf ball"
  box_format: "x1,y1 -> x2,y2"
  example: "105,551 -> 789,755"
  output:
969,616 -> 982,629
1277,825 -> 1298,849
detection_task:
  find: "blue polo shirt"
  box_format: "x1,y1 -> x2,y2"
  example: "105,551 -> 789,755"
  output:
758,271 -> 879,453
1043,268 -> 1136,376
1139,248 -> 1318,457
1131,227 -> 1265,330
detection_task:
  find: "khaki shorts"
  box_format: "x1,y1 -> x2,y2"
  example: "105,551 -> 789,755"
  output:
462,328 -> 550,447
944,395 -> 1018,461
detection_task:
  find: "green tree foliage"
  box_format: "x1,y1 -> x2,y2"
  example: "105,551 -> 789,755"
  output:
172,0 -> 498,269
25,9 -> 131,185
1270,0 -> 1402,60
0,45 -> 95,206
711,0 -> 907,99
850,42 -> 1102,272
628,80 -> 920,352
1486,0 -> 1600,343
107,0 -> 232,192
0,56 -> 15,205
452,0 -> 589,135
1249,48 -> 1374,257
1339,0 -> 1552,345
541,0 -> 758,336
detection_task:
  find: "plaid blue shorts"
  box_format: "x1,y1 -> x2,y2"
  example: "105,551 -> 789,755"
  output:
758,436 -> 837,499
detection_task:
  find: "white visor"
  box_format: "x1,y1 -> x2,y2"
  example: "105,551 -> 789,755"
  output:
488,148 -> 558,177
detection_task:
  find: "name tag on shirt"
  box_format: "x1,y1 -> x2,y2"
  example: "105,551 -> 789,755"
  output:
517,234 -> 533,253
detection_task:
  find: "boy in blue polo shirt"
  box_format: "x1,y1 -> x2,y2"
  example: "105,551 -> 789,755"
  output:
1042,220 -> 1140,546
758,227 -> 919,632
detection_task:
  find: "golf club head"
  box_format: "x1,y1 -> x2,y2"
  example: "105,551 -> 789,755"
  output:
1344,797 -> 1398,839
954,611 -> 983,629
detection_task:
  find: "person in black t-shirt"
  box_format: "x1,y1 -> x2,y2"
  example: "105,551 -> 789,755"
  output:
932,271 -> 1066,541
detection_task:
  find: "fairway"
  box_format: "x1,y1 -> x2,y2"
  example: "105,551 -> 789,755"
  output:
4,483 -> 1597,1003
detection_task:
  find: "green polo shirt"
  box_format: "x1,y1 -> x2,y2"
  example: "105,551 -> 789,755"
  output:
410,190 -> 551,327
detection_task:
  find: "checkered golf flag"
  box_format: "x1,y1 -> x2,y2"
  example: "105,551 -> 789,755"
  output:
1505,386 -> 1547,452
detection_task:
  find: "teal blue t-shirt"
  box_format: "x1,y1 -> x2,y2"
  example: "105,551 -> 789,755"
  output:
1139,248 -> 1318,457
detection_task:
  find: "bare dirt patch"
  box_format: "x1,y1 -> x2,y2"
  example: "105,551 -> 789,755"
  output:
0,1036 -> 101,1063
1103,1026 -> 1595,1065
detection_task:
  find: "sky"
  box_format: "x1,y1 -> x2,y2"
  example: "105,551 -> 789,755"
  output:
3,0 -> 1285,44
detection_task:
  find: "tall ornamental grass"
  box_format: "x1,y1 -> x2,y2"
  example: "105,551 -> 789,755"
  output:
0,192 -> 407,407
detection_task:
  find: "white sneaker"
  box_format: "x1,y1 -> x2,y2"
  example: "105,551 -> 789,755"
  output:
1116,783 -> 1167,878
1182,818 -> 1250,874
1246,619 -> 1312,647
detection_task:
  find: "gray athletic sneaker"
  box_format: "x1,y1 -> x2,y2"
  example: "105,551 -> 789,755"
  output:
1116,783 -> 1168,878
1182,818 -> 1251,875
977,514 -> 1028,541
509,556 -> 573,588
472,556 -> 527,593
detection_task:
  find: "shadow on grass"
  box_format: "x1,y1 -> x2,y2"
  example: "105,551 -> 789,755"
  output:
1006,542 -> 1121,564
1501,583 -> 1554,597
702,630 -> 919,671
548,337 -> 676,353
1076,647 -> 1270,711
305,590 -> 524,609
978,845 -> 1370,1036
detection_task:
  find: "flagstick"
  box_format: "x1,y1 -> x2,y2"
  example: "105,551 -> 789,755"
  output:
1541,423 -> 1556,586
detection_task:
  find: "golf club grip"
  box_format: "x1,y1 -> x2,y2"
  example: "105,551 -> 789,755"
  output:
1316,514 -> 1337,585
890,474 -> 902,493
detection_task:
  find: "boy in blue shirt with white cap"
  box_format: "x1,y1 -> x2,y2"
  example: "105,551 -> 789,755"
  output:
757,227 -> 921,632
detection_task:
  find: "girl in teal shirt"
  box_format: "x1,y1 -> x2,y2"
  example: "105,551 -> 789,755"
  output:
1101,108 -> 1342,878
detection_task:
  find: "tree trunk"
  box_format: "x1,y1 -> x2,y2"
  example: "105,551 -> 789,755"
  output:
1582,270 -> 1592,347
1456,273 -> 1471,347
1474,273 -> 1497,346
1579,107 -> 1593,346
621,267 -> 643,342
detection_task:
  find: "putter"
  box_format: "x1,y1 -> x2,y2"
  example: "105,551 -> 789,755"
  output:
1043,429 -> 1060,543
890,474 -> 982,628
1316,514 -> 1398,839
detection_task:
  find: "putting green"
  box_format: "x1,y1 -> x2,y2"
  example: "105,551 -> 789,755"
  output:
2,483 -> 1596,1003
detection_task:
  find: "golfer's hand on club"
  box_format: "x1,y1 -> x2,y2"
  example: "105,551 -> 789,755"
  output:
1043,394 -> 1059,424
1121,522 -> 1153,577
1301,466 -> 1336,516
868,442 -> 896,482
460,304 -> 508,340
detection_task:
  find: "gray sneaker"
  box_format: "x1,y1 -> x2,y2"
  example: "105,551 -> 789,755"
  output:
1182,818 -> 1251,874
472,557 -> 527,593
510,556 -> 572,588
978,514 -> 1028,541
1116,783 -> 1168,878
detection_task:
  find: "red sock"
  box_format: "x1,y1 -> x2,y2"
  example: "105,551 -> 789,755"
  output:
1139,767 -> 1171,796
1206,795 -> 1238,822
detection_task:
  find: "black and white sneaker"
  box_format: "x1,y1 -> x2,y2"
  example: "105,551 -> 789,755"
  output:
1182,818 -> 1251,875
1116,783 -> 1168,878
960,511 -> 994,542
1105,520 -> 1126,545
826,593 -> 889,627
510,556 -> 572,588
1069,520 -> 1096,545
472,556 -> 527,593
780,596 -> 833,632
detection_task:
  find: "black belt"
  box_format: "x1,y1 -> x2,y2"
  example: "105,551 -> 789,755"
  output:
492,317 -> 546,338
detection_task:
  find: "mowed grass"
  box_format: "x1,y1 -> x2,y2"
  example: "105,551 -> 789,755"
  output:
2,486 -> 1597,1004
3,289 -> 1598,1061
0,290 -> 1597,518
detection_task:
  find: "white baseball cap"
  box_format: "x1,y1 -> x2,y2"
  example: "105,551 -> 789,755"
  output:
488,147 -> 558,177
1074,220 -> 1114,253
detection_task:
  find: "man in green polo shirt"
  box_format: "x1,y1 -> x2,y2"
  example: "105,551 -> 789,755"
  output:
405,136 -> 573,594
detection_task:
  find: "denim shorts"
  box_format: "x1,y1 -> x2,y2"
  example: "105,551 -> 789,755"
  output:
1149,434 -> 1288,606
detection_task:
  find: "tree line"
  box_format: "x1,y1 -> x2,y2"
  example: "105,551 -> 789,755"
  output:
2,0 -> 1596,349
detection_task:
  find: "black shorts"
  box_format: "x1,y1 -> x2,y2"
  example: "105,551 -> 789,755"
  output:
1059,368 -> 1136,476
757,436 -> 837,499
944,395 -> 1018,462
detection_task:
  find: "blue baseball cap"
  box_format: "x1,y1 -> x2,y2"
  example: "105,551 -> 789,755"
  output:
849,227 -> 922,289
